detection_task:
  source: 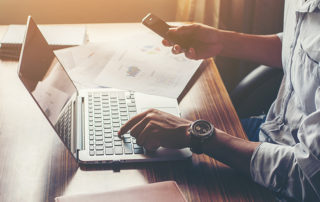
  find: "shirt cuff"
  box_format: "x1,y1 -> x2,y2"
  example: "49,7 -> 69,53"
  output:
250,142 -> 294,192
276,32 -> 283,43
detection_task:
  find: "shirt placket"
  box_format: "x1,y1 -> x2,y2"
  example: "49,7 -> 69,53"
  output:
280,11 -> 306,124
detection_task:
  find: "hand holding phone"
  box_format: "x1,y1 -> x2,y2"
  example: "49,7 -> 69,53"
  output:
142,13 -> 189,49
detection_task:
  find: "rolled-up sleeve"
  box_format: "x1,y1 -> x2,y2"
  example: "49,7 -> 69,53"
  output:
250,111 -> 320,201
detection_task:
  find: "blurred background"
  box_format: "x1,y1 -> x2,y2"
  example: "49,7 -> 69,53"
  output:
0,0 -> 285,110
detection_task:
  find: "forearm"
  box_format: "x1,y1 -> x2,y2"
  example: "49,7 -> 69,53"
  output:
201,129 -> 261,175
218,30 -> 282,68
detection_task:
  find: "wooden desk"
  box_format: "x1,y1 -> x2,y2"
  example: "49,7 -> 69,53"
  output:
0,23 -> 275,202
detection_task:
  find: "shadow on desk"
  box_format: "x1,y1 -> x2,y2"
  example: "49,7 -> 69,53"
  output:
178,60 -> 208,103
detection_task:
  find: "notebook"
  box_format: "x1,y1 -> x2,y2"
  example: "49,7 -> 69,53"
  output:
0,24 -> 87,59
18,16 -> 192,164
55,181 -> 188,202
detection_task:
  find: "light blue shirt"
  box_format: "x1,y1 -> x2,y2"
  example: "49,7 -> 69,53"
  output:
250,0 -> 320,201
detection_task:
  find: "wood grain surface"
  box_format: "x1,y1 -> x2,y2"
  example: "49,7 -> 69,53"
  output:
0,23 -> 275,202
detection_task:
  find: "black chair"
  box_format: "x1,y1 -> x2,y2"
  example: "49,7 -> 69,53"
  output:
230,65 -> 284,119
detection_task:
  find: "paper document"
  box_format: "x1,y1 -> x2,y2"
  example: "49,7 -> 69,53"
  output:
55,31 -> 202,98
55,43 -> 116,88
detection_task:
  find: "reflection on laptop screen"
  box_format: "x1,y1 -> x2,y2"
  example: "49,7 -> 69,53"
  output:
18,17 -> 77,148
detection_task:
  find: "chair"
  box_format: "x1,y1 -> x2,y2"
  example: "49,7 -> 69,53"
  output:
230,65 -> 283,118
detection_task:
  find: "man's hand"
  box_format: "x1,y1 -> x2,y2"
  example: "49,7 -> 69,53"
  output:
163,23 -> 283,68
163,23 -> 223,60
118,109 -> 192,151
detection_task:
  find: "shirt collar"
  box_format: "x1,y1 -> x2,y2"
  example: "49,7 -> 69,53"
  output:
296,0 -> 320,13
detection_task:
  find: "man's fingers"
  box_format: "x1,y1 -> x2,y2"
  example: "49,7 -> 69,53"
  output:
172,44 -> 183,54
118,110 -> 150,136
129,116 -> 152,139
135,122 -> 160,150
185,48 -> 197,60
162,39 -> 173,47
168,24 -> 196,35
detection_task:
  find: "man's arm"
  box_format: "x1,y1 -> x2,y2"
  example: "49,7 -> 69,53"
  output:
201,128 -> 260,176
118,109 -> 320,200
163,23 -> 283,68
218,31 -> 282,68
118,109 -> 260,176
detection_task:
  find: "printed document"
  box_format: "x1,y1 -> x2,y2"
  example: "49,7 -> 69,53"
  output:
55,31 -> 202,98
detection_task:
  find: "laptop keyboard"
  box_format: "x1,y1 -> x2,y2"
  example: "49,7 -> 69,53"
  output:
55,101 -> 72,149
87,91 -> 144,156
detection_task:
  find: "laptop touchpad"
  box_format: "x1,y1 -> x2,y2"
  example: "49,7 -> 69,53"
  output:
134,92 -> 180,116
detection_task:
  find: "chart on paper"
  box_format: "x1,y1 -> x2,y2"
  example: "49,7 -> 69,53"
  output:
56,31 -> 202,98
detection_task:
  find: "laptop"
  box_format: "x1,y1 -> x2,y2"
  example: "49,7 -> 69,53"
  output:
18,16 -> 192,164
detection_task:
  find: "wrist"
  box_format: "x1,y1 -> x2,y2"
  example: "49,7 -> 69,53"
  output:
184,123 -> 192,148
217,29 -> 239,57
188,120 -> 215,154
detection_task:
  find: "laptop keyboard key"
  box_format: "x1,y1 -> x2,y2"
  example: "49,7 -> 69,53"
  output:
105,148 -> 114,155
133,144 -> 142,149
113,127 -> 120,132
114,146 -> 123,155
104,120 -> 111,124
134,148 -> 144,154
105,138 -> 113,143
112,119 -> 120,123
124,143 -> 133,154
124,137 -> 131,143
127,103 -> 135,107
104,124 -> 111,129
114,141 -> 122,146
113,123 -> 120,127
117,92 -> 125,99
96,150 -> 104,156
104,133 -> 112,138
123,133 -> 131,138
95,145 -> 104,150
120,116 -> 128,120
105,142 -> 113,147
113,136 -> 122,141
95,140 -> 103,145
129,112 -> 136,118
95,131 -> 103,136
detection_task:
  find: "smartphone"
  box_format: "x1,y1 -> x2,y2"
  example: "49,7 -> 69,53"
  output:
142,13 -> 189,49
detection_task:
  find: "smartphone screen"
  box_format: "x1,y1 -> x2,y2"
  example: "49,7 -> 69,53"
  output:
142,13 -> 189,49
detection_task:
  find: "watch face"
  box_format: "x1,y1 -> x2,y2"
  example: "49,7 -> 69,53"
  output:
192,120 -> 213,137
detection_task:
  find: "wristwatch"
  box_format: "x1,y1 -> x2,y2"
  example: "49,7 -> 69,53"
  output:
189,120 -> 215,154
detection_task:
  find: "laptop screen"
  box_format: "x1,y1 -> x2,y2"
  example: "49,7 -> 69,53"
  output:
18,17 -> 77,133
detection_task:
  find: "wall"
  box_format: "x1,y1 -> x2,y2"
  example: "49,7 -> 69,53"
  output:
0,0 -> 177,24
216,0 -> 284,92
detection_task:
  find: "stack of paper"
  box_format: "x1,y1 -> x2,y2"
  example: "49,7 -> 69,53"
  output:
0,24 -> 88,60
55,31 -> 202,99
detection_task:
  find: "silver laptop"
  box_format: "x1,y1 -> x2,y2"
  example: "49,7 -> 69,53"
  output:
18,16 -> 192,164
